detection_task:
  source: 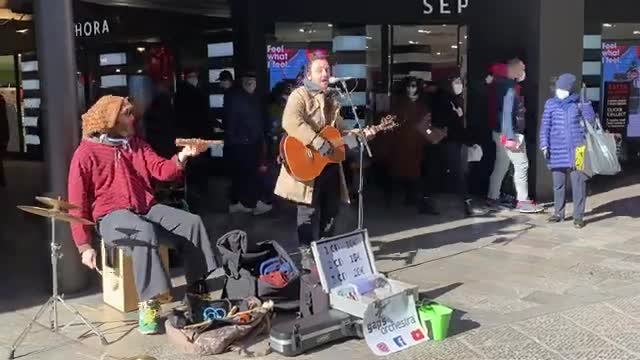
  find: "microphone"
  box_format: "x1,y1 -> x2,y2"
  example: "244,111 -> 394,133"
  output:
329,76 -> 354,84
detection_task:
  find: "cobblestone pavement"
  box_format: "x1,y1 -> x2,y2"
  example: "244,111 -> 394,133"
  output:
3,162 -> 640,359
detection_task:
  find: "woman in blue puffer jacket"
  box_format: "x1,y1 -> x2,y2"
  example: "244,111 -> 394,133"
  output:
539,73 -> 596,229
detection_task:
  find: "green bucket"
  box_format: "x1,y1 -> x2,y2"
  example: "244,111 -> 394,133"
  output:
417,303 -> 453,341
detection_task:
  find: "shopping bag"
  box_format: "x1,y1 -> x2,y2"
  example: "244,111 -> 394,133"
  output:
467,144 -> 483,162
582,118 -> 621,176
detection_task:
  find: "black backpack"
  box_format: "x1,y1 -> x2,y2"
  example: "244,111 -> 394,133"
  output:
217,230 -> 300,311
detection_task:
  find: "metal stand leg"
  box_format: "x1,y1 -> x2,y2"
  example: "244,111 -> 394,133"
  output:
9,297 -> 54,359
57,296 -> 108,345
8,218 -> 108,360
357,136 -> 365,230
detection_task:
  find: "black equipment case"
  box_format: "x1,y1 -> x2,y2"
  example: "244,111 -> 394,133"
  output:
269,309 -> 364,357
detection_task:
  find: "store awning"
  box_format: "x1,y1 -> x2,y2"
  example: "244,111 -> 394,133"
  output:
5,0 -> 230,18
81,0 -> 229,17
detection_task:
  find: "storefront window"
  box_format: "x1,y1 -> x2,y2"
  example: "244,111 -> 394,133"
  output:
268,22 -> 468,125
601,23 -> 640,139
391,24 -> 467,85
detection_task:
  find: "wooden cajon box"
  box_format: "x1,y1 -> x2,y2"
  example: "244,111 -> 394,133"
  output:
101,241 -> 172,312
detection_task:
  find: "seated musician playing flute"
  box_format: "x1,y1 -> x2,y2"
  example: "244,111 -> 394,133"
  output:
68,95 -> 217,335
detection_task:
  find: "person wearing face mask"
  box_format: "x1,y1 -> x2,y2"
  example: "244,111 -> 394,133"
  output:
223,71 -> 272,215
487,58 -> 543,214
380,77 -> 430,208
429,77 -> 488,217
540,74 -> 596,229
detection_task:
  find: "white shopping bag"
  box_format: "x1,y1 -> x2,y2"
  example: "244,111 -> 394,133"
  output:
467,144 -> 483,162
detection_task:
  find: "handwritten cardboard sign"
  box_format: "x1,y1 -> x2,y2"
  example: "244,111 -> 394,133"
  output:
313,230 -> 375,291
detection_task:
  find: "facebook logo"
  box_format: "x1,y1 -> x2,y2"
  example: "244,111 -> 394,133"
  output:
393,336 -> 407,348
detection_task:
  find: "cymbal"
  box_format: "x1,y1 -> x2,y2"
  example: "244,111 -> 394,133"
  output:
35,196 -> 79,211
17,206 -> 94,225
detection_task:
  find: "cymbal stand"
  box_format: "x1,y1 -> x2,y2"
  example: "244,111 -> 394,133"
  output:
9,217 -> 107,360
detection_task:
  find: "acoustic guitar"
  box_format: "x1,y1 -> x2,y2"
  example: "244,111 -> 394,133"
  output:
280,116 -> 398,182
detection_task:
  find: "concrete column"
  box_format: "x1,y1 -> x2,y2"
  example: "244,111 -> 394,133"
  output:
230,0 -> 268,97
34,0 -> 87,293
533,0 -> 585,201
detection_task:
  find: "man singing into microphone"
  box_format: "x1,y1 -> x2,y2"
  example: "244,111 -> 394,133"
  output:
274,55 -> 350,270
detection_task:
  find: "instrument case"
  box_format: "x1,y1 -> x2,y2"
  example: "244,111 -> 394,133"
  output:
269,309 -> 363,357
311,230 -> 418,318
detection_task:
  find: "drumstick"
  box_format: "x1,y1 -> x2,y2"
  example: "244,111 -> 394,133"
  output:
230,300 -> 274,318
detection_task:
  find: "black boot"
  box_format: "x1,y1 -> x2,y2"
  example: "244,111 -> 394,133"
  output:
548,214 -> 564,223
418,197 -> 439,215
464,199 -> 489,217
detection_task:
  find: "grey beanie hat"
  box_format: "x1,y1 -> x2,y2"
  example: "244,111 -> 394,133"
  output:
555,73 -> 577,91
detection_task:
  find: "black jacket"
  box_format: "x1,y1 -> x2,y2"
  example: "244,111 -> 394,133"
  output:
223,87 -> 266,145
0,94 -> 8,147
431,88 -> 469,144
174,82 -> 211,139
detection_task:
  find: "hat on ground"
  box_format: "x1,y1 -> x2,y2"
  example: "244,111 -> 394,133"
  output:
81,95 -> 125,137
555,73 -> 577,91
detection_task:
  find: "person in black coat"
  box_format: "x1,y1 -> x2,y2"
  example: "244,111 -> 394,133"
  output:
174,68 -> 212,212
0,94 -> 9,187
223,71 -> 272,215
430,77 -> 488,217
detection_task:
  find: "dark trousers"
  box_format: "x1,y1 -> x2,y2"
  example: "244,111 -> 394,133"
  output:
382,176 -> 419,206
422,142 -> 469,200
185,153 -> 210,212
297,164 -> 341,247
98,204 -> 217,301
226,144 -> 260,208
0,145 -> 6,187
552,169 -> 588,220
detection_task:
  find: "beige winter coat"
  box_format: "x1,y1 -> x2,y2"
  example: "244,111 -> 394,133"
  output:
274,86 -> 350,205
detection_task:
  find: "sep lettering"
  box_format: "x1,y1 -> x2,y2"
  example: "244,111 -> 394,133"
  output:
423,0 -> 469,15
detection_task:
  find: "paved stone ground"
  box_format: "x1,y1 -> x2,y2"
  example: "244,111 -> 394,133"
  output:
3,161 -> 640,359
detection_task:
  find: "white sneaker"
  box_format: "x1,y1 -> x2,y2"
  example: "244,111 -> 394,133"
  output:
229,203 -> 252,214
253,201 -> 273,216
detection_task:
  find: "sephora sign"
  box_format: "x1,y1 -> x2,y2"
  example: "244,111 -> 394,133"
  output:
75,20 -> 110,37
422,0 -> 469,15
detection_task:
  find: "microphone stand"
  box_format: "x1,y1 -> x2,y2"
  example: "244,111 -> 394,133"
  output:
336,80 -> 372,230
